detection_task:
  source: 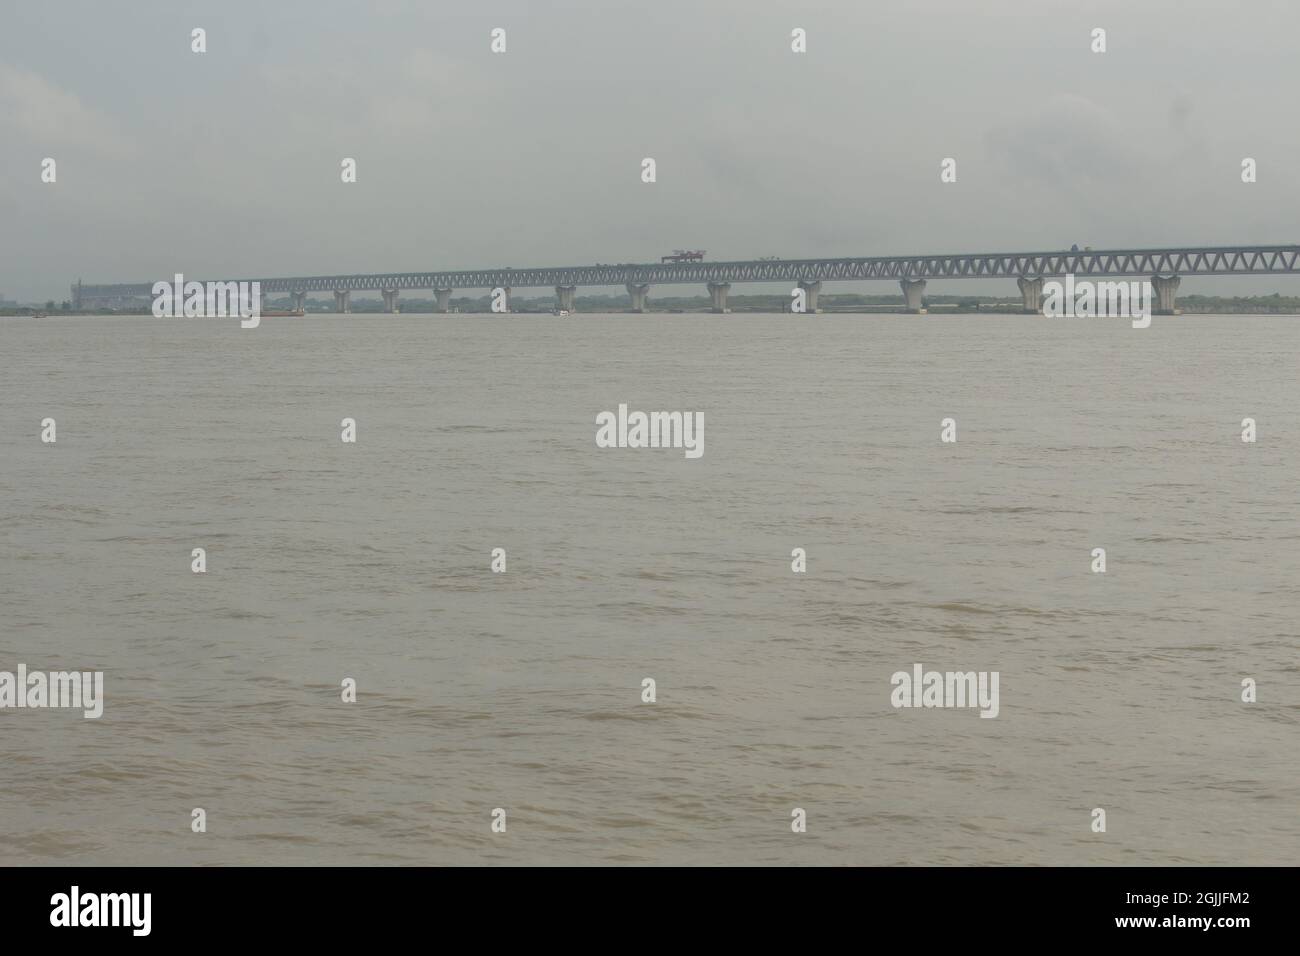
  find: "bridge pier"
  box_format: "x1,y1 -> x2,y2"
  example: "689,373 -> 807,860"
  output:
290,291 -> 307,312
434,289 -> 452,313
797,280 -> 822,313
555,285 -> 577,312
1151,275 -> 1181,315
708,281 -> 731,314
899,278 -> 927,314
1017,276 -> 1044,315
626,283 -> 650,313
381,289 -> 400,313
333,290 -> 351,314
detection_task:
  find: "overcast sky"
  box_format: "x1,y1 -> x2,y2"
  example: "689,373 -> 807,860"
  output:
3,0 -> 1299,300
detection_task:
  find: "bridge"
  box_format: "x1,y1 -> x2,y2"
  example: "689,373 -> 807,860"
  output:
72,243 -> 1300,315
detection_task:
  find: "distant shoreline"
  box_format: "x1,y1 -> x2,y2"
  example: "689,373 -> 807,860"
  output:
5,305 -> 1299,318
5,308 -> 1294,319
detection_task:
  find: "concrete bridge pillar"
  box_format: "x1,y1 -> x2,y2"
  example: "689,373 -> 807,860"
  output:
1151,275 -> 1181,315
290,291 -> 307,312
708,281 -> 731,314
381,289 -> 400,313
333,290 -> 351,313
555,285 -> 577,312
899,278 -> 927,314
796,280 -> 822,313
434,289 -> 452,313
626,283 -> 650,313
1017,276 -> 1044,315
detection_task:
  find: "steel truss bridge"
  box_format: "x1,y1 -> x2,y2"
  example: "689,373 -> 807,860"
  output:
73,244 -> 1300,313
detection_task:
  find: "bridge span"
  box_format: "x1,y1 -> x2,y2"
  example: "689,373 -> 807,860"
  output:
72,244 -> 1300,315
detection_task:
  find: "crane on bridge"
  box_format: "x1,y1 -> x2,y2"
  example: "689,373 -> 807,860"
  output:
661,249 -> 706,263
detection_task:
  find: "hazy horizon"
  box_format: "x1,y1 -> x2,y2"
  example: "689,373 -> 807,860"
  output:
5,0 -> 1300,301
